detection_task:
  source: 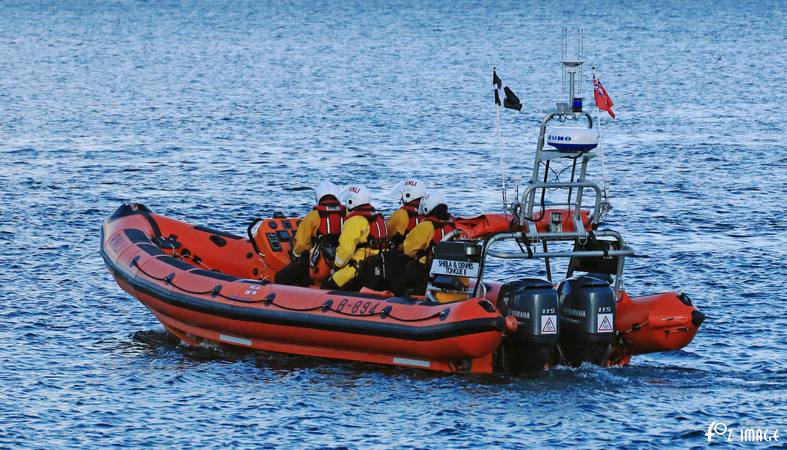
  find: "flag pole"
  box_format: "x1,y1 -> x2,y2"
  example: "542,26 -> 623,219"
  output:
494,67 -> 507,213
497,101 -> 507,211
593,67 -> 610,201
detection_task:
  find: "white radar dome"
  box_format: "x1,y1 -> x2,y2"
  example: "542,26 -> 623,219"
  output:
546,126 -> 598,153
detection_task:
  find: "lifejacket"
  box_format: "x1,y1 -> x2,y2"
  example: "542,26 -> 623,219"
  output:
309,200 -> 345,281
313,199 -> 345,240
427,216 -> 456,247
413,216 -> 456,263
347,205 -> 388,250
402,199 -> 424,233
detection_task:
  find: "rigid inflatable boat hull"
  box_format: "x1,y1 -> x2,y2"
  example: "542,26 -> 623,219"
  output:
101,204 -> 703,373
101,207 -> 505,373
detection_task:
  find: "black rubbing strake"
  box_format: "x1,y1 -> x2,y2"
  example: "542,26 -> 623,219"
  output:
104,254 -> 505,341
138,243 -> 165,256
156,255 -> 196,271
124,228 -> 151,244
190,269 -> 239,282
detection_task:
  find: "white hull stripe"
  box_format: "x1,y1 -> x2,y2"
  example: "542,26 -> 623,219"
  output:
219,334 -> 252,346
393,357 -> 431,368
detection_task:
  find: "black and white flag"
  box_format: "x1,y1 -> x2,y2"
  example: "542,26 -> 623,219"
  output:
492,68 -> 522,111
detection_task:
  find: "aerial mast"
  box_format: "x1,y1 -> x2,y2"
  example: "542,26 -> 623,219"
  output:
559,28 -> 585,116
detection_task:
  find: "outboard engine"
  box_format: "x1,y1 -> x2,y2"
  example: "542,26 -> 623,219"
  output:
558,275 -> 616,366
496,278 -> 559,373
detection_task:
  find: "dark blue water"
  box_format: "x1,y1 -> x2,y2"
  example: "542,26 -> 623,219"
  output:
1,1 -> 785,448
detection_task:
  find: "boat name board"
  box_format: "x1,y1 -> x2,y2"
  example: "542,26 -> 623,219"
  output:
430,259 -> 480,278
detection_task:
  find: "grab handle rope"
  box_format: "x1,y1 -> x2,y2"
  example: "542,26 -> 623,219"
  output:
246,218 -> 265,257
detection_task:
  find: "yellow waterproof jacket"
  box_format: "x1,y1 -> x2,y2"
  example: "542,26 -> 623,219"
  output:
405,220 -> 469,303
402,221 -> 435,264
292,210 -> 320,257
386,208 -> 410,240
334,215 -> 371,269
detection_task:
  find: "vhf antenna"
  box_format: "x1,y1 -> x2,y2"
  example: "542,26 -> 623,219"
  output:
558,28 -> 585,115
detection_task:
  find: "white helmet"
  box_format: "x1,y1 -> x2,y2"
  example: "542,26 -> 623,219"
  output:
315,181 -> 340,203
418,190 -> 447,216
392,178 -> 427,204
342,184 -> 372,209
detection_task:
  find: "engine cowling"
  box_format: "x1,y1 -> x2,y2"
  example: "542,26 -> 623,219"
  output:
558,276 -> 616,365
497,278 -> 560,372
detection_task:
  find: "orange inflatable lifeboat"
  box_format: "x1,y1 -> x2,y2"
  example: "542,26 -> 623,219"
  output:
102,204 -> 504,373
101,203 -> 704,374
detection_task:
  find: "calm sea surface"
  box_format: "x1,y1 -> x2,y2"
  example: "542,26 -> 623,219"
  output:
1,1 -> 785,448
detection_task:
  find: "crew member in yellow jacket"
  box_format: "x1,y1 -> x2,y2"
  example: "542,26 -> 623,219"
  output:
385,178 -> 427,285
390,190 -> 455,296
275,181 -> 344,286
387,178 -> 427,247
323,184 -> 388,290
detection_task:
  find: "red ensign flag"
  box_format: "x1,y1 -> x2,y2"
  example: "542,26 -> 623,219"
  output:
593,75 -> 616,119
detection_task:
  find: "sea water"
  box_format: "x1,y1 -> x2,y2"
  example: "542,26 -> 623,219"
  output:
1,1 -> 785,448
